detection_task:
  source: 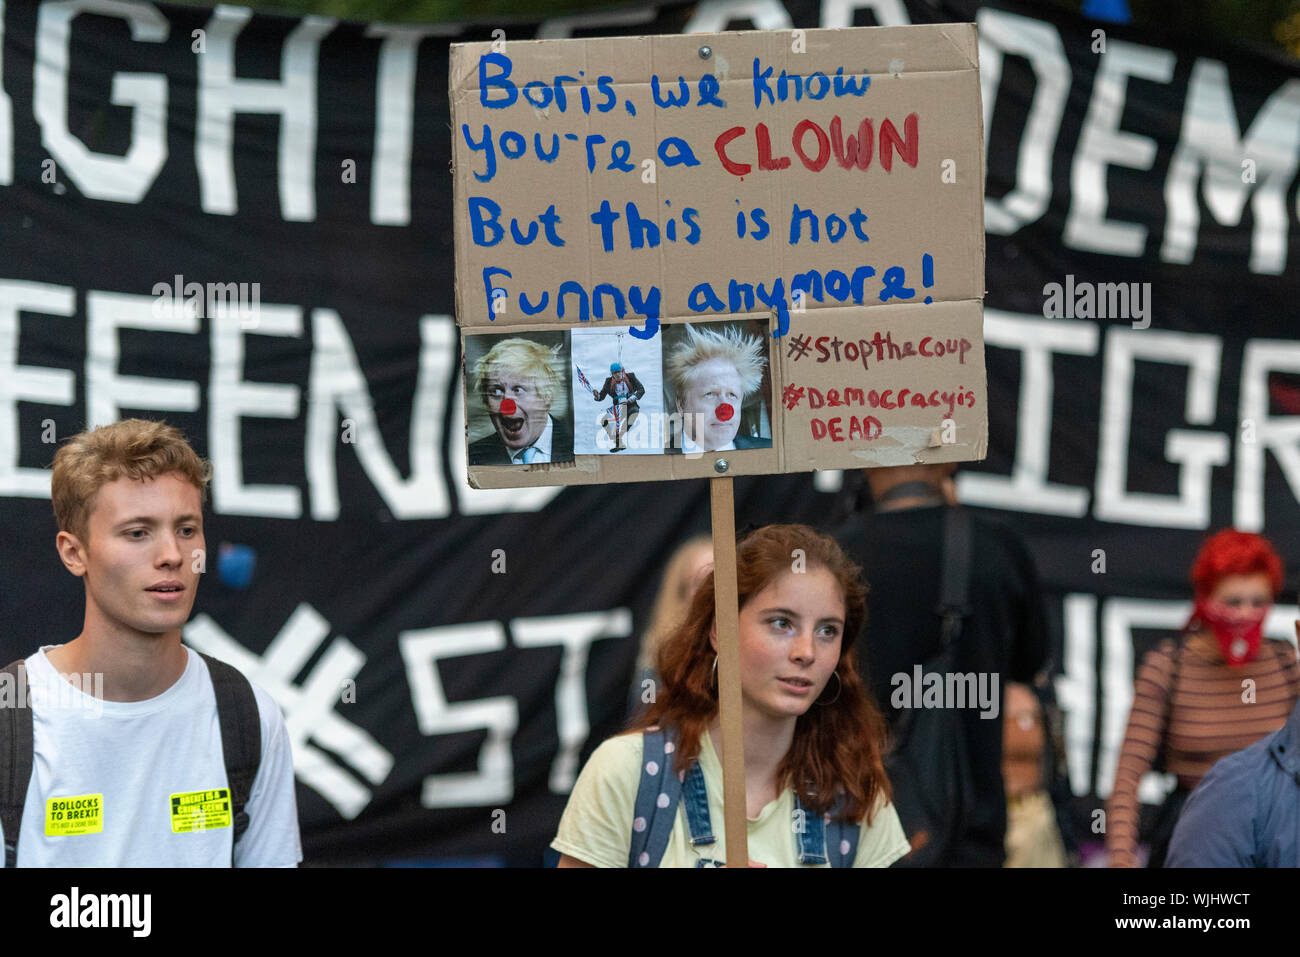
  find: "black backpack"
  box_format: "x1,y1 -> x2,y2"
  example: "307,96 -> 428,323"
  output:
0,651 -> 261,867
885,506 -> 978,867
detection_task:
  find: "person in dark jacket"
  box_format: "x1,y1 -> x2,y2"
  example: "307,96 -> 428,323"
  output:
833,463 -> 1050,866
1165,683 -> 1300,867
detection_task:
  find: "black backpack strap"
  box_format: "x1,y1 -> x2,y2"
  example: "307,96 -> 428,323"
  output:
884,507 -> 978,866
894,507 -> 973,748
199,653 -> 261,864
937,506 -> 974,649
0,660 -> 34,868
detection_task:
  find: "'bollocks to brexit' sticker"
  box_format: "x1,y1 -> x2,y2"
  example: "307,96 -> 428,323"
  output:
170,788 -> 233,833
46,794 -> 104,836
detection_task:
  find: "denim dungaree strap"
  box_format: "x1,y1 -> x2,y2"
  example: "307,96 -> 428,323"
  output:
630,727 -> 859,867
680,761 -> 716,847
795,796 -> 861,866
793,794 -> 828,865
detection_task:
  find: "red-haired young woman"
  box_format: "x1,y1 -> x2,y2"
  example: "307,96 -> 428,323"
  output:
1107,529 -> 1299,867
553,525 -> 910,868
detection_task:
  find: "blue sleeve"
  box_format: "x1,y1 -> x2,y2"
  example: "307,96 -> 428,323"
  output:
1164,753 -> 1256,868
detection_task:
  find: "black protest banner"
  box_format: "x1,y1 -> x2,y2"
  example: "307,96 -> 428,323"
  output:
2,0 -> 1299,862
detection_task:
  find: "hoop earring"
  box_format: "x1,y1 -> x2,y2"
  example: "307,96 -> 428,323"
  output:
817,671 -> 842,706
711,655 -> 718,691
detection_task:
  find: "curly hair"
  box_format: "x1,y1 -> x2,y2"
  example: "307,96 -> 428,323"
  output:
51,419 -> 211,542
631,524 -> 892,824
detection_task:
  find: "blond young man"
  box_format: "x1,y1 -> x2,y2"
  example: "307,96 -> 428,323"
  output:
0,419 -> 300,867
470,337 -> 573,465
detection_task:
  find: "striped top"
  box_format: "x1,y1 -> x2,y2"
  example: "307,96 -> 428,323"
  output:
1106,634 -> 1300,868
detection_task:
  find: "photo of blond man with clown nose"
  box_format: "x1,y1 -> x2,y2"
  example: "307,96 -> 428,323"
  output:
467,334 -> 574,466
663,321 -> 773,454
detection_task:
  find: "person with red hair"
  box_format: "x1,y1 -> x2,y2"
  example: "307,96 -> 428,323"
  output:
552,524 -> 909,867
1107,529 -> 1299,867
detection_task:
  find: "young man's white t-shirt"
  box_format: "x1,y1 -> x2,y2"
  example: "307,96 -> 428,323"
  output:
0,646 -> 302,867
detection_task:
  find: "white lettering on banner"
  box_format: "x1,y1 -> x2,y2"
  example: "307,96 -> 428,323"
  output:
818,0 -> 909,29
85,291 -> 200,428
33,0 -> 168,203
0,280 -> 75,498
186,605 -> 393,819
683,0 -> 792,33
366,24 -> 448,227
511,611 -> 632,792
1064,40 -> 1176,256
399,611 -> 631,806
11,290 -> 1300,526
4,0 -> 1297,257
209,302 -> 303,518
399,622 -> 518,807
0,290 -> 537,519
1162,61 -> 1300,276
196,5 -> 333,220
978,9 -> 1070,236
305,309 -> 451,520
956,309 -> 1097,516
0,0 -> 12,186
1094,329 -> 1229,528
1235,340 -> 1300,531
1058,594 -> 1097,797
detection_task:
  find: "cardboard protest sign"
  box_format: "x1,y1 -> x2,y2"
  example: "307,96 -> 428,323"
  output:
450,24 -> 986,489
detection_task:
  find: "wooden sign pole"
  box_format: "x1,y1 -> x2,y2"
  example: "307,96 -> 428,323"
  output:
709,475 -> 748,868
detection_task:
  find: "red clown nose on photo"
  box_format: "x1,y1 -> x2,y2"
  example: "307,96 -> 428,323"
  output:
500,398 -> 517,415
716,403 -> 734,422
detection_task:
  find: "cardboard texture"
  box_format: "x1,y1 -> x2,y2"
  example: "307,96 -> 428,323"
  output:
451,24 -> 987,488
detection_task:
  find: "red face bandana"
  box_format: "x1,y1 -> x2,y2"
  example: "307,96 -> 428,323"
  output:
1191,598 -> 1268,666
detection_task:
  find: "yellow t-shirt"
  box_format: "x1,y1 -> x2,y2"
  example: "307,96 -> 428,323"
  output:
552,729 -> 911,868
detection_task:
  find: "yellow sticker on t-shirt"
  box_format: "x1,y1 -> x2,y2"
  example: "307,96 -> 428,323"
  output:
169,789 -> 233,833
46,794 -> 104,836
